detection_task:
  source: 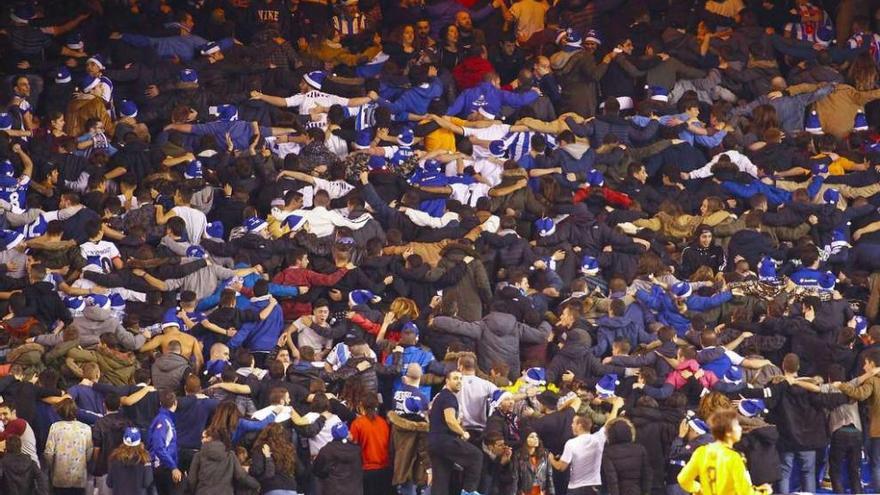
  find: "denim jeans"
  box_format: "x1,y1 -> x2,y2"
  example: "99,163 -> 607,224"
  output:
869,437 -> 880,492
779,450 -> 817,494
830,427 -> 863,493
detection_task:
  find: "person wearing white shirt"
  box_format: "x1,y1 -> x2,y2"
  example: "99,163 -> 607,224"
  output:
292,191 -> 372,238
277,170 -> 356,208
686,150 -> 759,180
550,396 -> 624,494
156,187 -> 207,244
249,75 -> 377,122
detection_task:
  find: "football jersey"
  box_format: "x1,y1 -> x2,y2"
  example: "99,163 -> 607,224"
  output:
0,175 -> 30,213
80,240 -> 120,273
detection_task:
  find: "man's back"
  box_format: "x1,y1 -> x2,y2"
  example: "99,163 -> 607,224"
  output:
455,374 -> 497,430
562,429 -> 606,489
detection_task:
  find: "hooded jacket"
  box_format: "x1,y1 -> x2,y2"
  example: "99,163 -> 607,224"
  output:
313,439 -> 365,494
0,452 -> 48,495
379,78 -> 444,122
446,81 -> 539,118
227,296 -> 284,352
601,419 -> 652,495
436,244 -> 492,322
186,439 -> 260,495
550,48 -> 608,117
546,329 -> 625,385
150,352 -> 191,393
432,312 -> 551,380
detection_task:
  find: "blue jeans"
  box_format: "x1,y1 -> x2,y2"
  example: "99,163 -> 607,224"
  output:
869,437 -> 880,492
779,450 -> 817,494
265,491 -> 300,495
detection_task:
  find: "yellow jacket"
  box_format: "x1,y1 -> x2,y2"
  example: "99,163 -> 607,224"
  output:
677,442 -> 758,495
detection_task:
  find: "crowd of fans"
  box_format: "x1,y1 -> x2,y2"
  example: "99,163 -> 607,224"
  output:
7,0 -> 880,494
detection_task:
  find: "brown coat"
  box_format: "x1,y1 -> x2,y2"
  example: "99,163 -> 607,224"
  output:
802,84 -> 880,138
838,376 -> 880,437
387,412 -> 430,486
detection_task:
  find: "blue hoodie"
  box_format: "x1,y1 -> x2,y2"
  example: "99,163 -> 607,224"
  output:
385,344 -> 436,397
446,82 -> 539,119
636,285 -> 691,335
228,296 -> 285,352
148,408 -> 178,469
378,78 -> 444,121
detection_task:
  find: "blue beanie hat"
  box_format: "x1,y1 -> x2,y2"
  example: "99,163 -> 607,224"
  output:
595,373 -> 619,398
119,99 -> 138,118
738,398 -> 767,417
304,71 -> 326,90
243,216 -> 267,233
581,255 -> 599,275
671,281 -> 692,298
331,422 -> 350,441
534,217 -> 556,237
184,159 -> 203,179
524,367 -> 547,386
349,289 -> 380,306
805,110 -> 823,135
179,68 -> 199,83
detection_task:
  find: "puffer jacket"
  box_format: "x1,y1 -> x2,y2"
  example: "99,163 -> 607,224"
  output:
187,440 -> 260,495
432,312 -> 551,380
601,419 -> 652,495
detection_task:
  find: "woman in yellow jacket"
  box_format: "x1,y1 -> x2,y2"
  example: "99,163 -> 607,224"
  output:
677,409 -> 772,495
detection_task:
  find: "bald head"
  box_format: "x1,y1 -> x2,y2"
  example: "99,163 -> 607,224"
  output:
770,76 -> 788,91
403,363 -> 422,385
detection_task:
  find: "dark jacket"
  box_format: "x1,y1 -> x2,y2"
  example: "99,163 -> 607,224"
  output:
545,329 -> 624,385
550,49 -> 608,117
107,459 -> 153,495
0,452 -> 48,495
601,420 -> 652,495
20,281 -> 72,327
735,425 -> 781,486
628,407 -> 683,495
187,440 -> 260,495
150,352 -> 191,393
764,381 -> 849,451
313,439 -> 364,495
432,312 -> 551,381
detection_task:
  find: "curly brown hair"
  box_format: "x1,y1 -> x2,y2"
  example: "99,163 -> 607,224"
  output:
253,423 -> 297,476
697,391 -> 732,420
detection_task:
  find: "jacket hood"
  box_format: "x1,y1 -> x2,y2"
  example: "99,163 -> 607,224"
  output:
560,142 -> 590,160
0,453 -> 35,477
82,305 -> 112,322
200,440 -> 230,462
550,50 -> 583,72
155,353 -> 190,372
606,419 -> 636,445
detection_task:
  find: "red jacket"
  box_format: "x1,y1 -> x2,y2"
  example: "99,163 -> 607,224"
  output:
271,267 -> 348,320
573,185 -> 633,209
